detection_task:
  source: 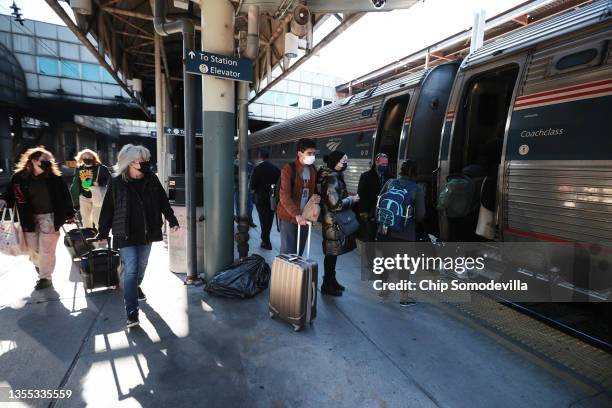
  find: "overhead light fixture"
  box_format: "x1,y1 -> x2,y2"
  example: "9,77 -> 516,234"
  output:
70,0 -> 93,15
284,32 -> 298,58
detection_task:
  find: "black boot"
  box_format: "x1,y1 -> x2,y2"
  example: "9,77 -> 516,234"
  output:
321,277 -> 342,296
333,277 -> 345,292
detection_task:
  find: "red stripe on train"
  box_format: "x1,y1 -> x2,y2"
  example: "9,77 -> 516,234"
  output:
515,79 -> 612,102
503,227 -> 571,243
513,86 -> 612,108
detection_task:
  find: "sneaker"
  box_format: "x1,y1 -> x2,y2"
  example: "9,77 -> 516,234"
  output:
138,287 -> 147,302
126,310 -> 139,328
249,221 -> 257,228
34,279 -> 53,290
260,242 -> 272,250
399,299 -> 416,307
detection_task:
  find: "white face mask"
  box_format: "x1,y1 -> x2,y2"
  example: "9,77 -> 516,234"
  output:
303,155 -> 316,165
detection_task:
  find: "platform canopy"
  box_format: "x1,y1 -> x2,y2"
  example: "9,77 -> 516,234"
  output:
45,0 -> 419,118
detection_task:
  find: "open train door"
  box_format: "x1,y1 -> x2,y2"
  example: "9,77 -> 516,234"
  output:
437,55 -> 526,242
372,92 -> 412,177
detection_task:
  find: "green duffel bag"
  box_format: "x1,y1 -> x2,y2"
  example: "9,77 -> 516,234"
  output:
437,176 -> 480,218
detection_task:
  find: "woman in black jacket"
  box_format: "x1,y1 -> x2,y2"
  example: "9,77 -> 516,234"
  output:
318,151 -> 359,297
0,146 -> 75,290
97,144 -> 179,328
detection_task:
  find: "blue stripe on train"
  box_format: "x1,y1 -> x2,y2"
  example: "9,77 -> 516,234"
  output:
506,95 -> 612,160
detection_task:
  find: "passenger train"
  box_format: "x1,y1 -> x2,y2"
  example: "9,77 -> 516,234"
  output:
248,0 -> 612,299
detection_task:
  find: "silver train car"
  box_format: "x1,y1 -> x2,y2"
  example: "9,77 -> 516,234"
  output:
248,0 -> 612,297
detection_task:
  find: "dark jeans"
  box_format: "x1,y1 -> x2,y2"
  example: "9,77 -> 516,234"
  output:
279,219 -> 308,256
255,196 -> 274,245
120,244 -> 152,315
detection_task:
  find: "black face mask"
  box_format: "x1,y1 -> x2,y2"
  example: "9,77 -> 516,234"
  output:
339,163 -> 348,172
83,159 -> 94,166
39,160 -> 52,171
137,161 -> 151,174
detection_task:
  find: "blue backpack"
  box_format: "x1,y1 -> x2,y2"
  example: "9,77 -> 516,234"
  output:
376,180 -> 417,232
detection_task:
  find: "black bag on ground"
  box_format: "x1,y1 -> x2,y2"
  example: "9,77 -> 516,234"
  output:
79,239 -> 120,292
204,254 -> 271,299
63,225 -> 97,259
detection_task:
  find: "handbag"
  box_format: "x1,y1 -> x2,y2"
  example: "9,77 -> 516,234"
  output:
302,194 -> 321,222
0,206 -> 28,256
90,166 -> 107,207
335,209 -> 360,237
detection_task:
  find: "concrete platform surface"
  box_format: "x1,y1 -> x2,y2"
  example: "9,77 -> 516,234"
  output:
0,216 -> 609,408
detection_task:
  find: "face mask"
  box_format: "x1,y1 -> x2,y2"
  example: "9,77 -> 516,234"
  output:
83,159 -> 94,166
377,165 -> 388,174
137,161 -> 151,174
339,162 -> 348,172
39,160 -> 52,170
303,155 -> 316,165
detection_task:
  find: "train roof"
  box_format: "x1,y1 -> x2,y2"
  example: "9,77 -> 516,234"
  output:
463,0 -> 612,69
249,69 -> 429,147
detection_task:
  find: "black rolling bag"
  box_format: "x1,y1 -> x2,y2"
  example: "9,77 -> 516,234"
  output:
63,221 -> 97,259
79,238 -> 120,293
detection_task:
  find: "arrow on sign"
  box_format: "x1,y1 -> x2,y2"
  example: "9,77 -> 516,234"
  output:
188,50 -> 196,59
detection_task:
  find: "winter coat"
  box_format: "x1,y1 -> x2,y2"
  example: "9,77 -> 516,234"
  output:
276,159 -> 317,224
357,164 -> 392,218
97,172 -> 178,247
1,171 -> 75,232
318,166 -> 356,256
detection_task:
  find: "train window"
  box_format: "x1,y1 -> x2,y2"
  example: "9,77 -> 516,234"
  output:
340,95 -> 354,106
556,49 -> 598,70
549,42 -> 604,75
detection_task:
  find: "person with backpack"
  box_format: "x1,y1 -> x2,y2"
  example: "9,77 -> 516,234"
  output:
276,138 -> 319,256
358,153 -> 392,241
70,148 -> 111,229
0,146 -> 76,290
318,151 -> 360,296
376,160 -> 425,306
96,144 -> 179,328
250,150 -> 280,250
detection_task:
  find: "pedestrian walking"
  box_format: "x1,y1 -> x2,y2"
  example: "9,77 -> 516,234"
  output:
70,148 -> 111,229
0,146 -> 76,290
97,144 -> 179,328
250,150 -> 280,250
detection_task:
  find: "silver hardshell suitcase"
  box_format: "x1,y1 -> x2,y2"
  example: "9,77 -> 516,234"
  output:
269,222 -> 318,331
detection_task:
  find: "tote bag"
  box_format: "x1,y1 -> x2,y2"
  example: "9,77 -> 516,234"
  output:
90,167 -> 107,207
0,206 -> 27,256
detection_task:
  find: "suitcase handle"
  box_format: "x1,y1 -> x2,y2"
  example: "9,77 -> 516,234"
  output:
311,281 -> 316,307
295,221 -> 312,258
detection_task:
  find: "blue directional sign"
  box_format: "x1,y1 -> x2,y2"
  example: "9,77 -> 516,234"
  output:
184,49 -> 253,82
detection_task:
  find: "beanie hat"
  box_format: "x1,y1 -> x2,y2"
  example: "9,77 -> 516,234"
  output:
323,150 -> 345,169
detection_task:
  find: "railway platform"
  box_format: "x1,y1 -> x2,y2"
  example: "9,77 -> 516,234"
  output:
0,215 -> 610,408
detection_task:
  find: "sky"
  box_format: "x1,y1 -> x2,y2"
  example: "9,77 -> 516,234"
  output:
0,0 -> 526,83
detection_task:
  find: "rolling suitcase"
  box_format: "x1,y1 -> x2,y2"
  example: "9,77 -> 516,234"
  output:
269,221 -> 318,331
79,238 -> 120,293
63,220 -> 96,259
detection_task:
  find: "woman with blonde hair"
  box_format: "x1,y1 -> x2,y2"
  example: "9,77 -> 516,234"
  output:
0,146 -> 75,290
70,148 -> 111,229
97,144 -> 179,328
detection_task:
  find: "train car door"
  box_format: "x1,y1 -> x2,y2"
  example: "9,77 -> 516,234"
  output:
438,55 -> 527,241
372,92 -> 412,177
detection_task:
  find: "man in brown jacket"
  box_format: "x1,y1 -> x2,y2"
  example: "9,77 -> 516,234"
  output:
277,138 -> 319,255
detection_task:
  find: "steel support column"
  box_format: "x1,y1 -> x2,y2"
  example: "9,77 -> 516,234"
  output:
155,34 -> 164,186
236,81 -> 249,258
0,111 -> 11,174
201,0 -> 235,280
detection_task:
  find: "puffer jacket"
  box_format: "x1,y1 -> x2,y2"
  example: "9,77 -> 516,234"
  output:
318,166 -> 356,256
